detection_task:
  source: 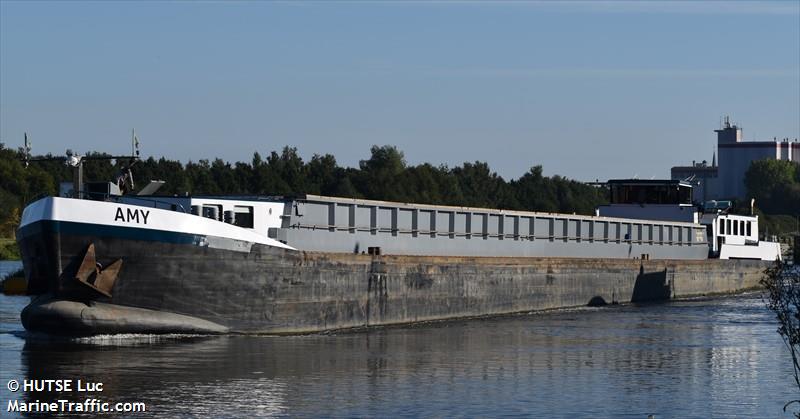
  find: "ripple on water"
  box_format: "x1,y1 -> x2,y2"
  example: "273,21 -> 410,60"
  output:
0,284 -> 796,417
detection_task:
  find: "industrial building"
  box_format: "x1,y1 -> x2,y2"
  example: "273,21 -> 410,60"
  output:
671,117 -> 799,202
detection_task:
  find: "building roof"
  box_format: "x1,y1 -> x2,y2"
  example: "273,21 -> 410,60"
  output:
670,166 -> 718,173
607,179 -> 693,187
718,141 -> 780,149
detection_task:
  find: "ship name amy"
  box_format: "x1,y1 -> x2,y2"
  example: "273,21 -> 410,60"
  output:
114,207 -> 150,225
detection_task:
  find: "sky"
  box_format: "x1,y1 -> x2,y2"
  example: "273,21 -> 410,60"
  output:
1,1 -> 798,182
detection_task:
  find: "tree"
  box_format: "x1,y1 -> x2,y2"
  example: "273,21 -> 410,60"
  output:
306,153 -> 339,196
268,147 -> 308,194
762,261 -> 800,418
515,166 -> 558,212
210,158 -> 239,194
358,145 -> 406,201
745,159 -> 800,214
452,161 -> 503,208
185,160 -> 220,195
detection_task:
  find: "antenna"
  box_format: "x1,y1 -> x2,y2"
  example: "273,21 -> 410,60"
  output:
23,132 -> 31,167
131,128 -> 140,159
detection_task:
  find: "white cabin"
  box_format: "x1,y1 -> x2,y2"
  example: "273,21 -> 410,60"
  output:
119,195 -> 286,239
598,179 -> 781,261
700,213 -> 781,261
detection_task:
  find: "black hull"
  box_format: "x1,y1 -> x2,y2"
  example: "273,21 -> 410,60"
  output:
17,220 -> 769,336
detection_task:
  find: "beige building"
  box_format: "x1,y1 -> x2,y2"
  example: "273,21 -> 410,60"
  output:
671,117 -> 799,202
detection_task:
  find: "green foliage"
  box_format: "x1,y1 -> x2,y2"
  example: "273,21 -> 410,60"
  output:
759,213 -> 800,237
0,239 -> 20,260
761,261 -> 800,417
0,143 -> 56,247
745,159 -> 800,215
358,145 -> 407,201
744,159 -> 800,239
0,143 -> 608,241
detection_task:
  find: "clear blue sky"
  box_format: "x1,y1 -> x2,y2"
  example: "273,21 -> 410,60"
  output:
1,1 -> 798,181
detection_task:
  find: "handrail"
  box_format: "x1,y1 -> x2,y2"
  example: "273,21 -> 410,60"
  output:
26,192 -> 51,205
116,195 -> 188,214
25,192 -> 188,214
287,222 -> 696,245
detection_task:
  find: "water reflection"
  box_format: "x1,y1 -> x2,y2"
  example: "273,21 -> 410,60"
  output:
4,294 -> 796,418
21,337 -> 289,417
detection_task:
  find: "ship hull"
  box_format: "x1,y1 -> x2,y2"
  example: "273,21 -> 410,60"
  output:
17,218 -> 768,336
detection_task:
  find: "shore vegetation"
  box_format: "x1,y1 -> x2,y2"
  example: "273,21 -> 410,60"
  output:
762,261 -> 800,418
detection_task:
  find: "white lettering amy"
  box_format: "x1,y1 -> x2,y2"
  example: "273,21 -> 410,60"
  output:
114,207 -> 149,225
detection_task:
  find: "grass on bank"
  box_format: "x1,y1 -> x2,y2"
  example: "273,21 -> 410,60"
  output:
0,238 -> 20,261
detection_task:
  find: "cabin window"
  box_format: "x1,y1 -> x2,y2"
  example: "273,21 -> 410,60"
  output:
719,219 -> 724,235
726,219 -> 731,235
609,182 -> 692,205
746,221 -> 752,237
739,221 -> 745,236
733,220 -> 738,235
234,205 -> 254,229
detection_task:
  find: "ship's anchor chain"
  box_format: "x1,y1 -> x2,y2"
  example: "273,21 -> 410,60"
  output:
67,243 -> 123,298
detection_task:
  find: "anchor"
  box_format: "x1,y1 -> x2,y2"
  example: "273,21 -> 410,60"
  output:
68,243 -> 122,298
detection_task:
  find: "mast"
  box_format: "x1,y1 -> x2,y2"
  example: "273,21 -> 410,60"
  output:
21,130 -> 142,198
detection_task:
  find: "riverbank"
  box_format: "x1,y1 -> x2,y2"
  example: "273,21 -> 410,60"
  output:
0,260 -> 25,295
0,238 -> 20,260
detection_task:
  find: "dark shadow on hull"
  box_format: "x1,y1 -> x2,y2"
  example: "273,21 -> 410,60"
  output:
631,266 -> 671,303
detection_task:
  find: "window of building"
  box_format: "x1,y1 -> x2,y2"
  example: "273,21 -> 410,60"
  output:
234,205 -> 254,229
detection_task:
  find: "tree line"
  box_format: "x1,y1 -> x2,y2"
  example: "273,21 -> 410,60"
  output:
0,143 -> 608,239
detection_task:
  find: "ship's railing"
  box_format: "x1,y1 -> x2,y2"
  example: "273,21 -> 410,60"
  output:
28,191 -> 188,214
26,192 -> 52,204
286,222 -> 698,246
283,198 -> 708,249
84,191 -> 188,213
25,191 -> 109,204
115,195 -> 189,213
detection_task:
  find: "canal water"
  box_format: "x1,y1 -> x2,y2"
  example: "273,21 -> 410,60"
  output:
0,259 -> 797,418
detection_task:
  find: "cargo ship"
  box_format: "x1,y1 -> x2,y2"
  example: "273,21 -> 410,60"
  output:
15,165 -> 781,336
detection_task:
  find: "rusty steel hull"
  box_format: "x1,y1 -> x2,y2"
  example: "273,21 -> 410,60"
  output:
17,220 -> 768,336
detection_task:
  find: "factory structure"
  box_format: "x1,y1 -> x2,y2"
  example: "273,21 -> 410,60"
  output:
671,117 -> 799,203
